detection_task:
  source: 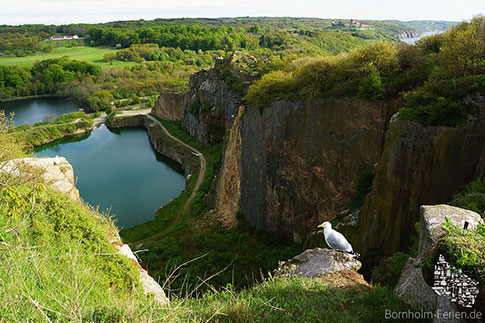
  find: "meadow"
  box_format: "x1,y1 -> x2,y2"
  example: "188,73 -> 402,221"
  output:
0,46 -> 137,68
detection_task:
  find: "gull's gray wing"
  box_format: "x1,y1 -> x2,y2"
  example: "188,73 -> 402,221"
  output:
325,230 -> 353,253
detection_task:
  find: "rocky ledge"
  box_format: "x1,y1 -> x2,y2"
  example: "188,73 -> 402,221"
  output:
2,157 -> 80,201
279,248 -> 368,288
394,205 -> 483,321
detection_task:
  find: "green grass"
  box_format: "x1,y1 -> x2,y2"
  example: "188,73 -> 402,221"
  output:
168,276 -> 421,322
0,46 -> 137,68
0,170 -> 154,321
439,221 -> 485,285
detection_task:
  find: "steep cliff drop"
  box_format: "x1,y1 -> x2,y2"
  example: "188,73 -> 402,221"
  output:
351,109 -> 485,268
182,51 -> 257,144
232,98 -> 399,242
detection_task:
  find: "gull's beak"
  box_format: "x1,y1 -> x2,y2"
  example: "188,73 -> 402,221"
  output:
317,224 -> 323,228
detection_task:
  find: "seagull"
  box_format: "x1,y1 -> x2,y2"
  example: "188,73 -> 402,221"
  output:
317,221 -> 359,258
54,155 -> 60,165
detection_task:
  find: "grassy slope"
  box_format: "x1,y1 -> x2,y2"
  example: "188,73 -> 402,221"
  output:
0,46 -> 136,68
0,167 -> 157,321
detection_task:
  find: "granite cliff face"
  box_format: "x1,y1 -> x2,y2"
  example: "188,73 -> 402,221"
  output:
182,51 -> 257,144
153,55 -> 485,267
152,91 -> 189,121
351,111 -> 485,263
220,98 -> 399,242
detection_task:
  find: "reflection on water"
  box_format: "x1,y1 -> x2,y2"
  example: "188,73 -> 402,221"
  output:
1,97 -> 80,125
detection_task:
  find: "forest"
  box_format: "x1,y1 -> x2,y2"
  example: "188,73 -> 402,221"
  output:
0,17 -> 456,112
246,16 -> 485,126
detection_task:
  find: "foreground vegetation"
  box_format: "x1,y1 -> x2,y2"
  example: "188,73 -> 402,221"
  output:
0,109 -> 420,321
0,111 -> 155,321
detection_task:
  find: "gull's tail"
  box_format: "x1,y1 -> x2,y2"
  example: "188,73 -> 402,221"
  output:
347,250 -> 360,258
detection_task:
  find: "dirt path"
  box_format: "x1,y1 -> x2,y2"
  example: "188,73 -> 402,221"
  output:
146,114 -> 206,210
95,109 -> 205,210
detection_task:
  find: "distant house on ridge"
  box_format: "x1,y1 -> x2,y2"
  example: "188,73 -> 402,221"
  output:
49,35 -> 79,41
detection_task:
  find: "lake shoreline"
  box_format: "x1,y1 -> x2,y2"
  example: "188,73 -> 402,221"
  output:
0,94 -> 61,103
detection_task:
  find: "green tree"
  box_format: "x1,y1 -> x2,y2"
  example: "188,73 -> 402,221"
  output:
358,64 -> 385,100
439,15 -> 485,77
87,90 -> 114,111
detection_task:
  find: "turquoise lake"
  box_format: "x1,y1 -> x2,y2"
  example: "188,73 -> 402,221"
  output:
3,98 -> 186,228
1,97 -> 80,125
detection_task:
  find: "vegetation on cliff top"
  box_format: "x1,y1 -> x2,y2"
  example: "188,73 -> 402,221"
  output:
246,16 -> 485,127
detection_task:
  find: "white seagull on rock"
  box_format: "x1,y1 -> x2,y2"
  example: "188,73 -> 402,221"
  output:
317,221 -> 359,258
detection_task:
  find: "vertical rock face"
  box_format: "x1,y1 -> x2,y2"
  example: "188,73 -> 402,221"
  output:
353,114 -> 485,261
152,91 -> 189,121
233,98 -> 398,242
182,51 -> 257,144
215,106 -> 244,227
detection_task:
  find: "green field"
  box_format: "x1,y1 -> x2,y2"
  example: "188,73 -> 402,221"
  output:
0,46 -> 137,68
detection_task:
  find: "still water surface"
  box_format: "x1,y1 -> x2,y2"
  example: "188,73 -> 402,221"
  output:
1,97 -> 79,125
3,98 -> 186,228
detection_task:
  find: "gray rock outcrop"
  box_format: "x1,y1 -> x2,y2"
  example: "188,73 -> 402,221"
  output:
280,248 -> 361,278
2,157 -> 80,201
394,205 -> 483,321
152,91 -> 189,121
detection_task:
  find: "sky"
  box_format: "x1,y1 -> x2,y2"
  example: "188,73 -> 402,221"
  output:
0,0 -> 483,25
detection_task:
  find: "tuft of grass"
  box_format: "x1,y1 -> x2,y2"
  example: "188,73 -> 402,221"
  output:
439,220 -> 485,285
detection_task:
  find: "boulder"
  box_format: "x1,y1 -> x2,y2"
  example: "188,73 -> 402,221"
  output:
2,157 -> 80,201
394,204 -> 484,322
280,247 -> 361,278
418,204 -> 483,254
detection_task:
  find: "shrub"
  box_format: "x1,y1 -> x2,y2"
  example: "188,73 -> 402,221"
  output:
450,178 -> 485,217
88,89 -> 114,112
371,252 -> 410,288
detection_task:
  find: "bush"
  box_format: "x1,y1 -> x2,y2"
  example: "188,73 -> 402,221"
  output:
439,220 -> 485,285
450,178 -> 485,217
371,252 -> 410,288
88,89 -> 114,112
